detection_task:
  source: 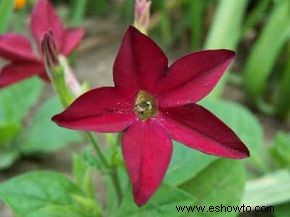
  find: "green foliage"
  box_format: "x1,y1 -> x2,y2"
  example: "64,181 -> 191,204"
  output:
205,0 -> 248,49
243,0 -> 290,104
205,0 -> 248,98
269,132 -> 290,169
0,0 -> 14,33
165,143 -> 217,186
73,154 -> 95,198
0,81 -> 81,169
120,184 -> 196,217
242,0 -> 270,35
0,78 -> 43,124
274,203 -> 290,217
242,170 -> 290,207
20,97 -> 81,154
0,78 -> 43,169
180,159 -> 246,217
275,43 -> 290,118
0,171 -> 100,217
70,0 -> 88,26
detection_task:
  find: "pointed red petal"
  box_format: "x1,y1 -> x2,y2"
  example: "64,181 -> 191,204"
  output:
60,28 -> 84,56
113,26 -> 168,94
159,104 -> 249,159
30,0 -> 64,48
158,50 -> 235,107
122,120 -> 172,206
0,61 -> 44,88
52,87 -> 137,132
0,34 -> 38,61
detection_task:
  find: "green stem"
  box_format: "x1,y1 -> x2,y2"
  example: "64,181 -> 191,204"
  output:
111,165 -> 123,205
86,132 -> 109,169
86,133 -> 123,204
47,60 -> 123,205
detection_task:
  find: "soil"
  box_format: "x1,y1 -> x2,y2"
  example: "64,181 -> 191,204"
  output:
0,19 -> 289,217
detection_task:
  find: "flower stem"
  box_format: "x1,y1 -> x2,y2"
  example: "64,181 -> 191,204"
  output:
42,33 -> 123,205
86,132 -> 109,168
111,165 -> 123,204
86,132 -> 123,204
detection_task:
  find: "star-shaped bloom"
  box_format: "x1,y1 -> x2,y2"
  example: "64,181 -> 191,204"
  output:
52,26 -> 250,206
0,0 -> 84,88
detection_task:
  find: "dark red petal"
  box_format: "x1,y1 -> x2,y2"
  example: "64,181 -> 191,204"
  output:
30,0 -> 64,49
60,28 -> 84,56
158,50 -> 235,107
0,33 -> 38,61
159,104 -> 249,159
0,61 -> 44,88
122,120 -> 172,206
52,87 -> 137,132
113,26 -> 168,94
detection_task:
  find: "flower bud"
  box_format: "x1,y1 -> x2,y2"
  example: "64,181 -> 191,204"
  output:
41,31 -> 59,70
134,0 -> 151,34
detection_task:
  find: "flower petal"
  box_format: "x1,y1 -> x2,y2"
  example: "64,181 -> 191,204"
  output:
0,33 -> 38,61
113,26 -> 168,94
122,120 -> 172,206
159,104 -> 249,159
158,50 -> 235,107
30,0 -> 64,48
52,87 -> 137,132
60,28 -> 84,56
0,61 -> 44,88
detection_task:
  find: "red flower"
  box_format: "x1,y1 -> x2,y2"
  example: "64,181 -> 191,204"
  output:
52,26 -> 249,206
0,0 -> 84,88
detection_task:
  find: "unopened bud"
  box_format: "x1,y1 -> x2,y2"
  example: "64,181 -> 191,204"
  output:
59,55 -> 82,97
134,0 -> 151,34
41,31 -> 59,70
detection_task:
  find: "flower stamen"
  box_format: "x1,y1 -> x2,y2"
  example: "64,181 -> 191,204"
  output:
135,90 -> 157,120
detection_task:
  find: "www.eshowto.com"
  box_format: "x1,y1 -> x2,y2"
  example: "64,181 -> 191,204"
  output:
175,204 -> 274,213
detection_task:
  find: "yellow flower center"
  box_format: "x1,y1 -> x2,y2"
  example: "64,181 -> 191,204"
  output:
135,90 -> 157,120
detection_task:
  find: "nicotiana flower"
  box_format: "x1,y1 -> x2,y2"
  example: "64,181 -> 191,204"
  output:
0,0 -> 84,88
52,26 -> 250,206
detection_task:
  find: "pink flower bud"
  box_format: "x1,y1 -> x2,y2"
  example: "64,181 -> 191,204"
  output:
134,0 -> 151,34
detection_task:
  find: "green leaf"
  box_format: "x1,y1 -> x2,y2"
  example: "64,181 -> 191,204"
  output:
164,142 -> 217,186
242,170 -> 290,207
242,0 -> 270,35
201,99 -> 265,171
0,150 -> 19,169
180,159 -> 246,217
275,43 -> 290,119
187,0 -> 207,49
120,184 -> 196,217
71,0 -> 88,26
274,203 -> 290,217
0,0 -> 14,33
243,0 -> 290,103
73,154 -> 95,197
270,132 -> 290,168
204,0 -> 248,98
205,0 -> 248,49
28,205 -> 91,217
0,171 -> 85,217
0,78 -> 43,124
0,123 -> 21,144
20,97 -> 82,154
